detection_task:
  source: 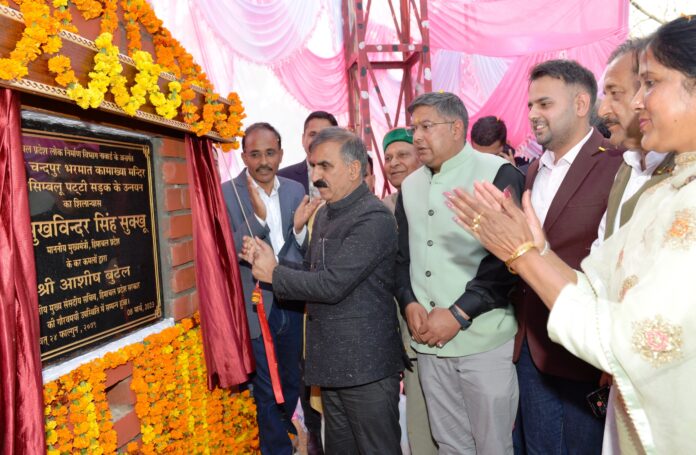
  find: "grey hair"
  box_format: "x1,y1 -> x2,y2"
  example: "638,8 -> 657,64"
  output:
407,92 -> 469,131
607,38 -> 648,73
309,127 -> 368,177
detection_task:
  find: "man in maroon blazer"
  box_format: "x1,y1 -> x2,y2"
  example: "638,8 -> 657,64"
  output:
514,60 -> 623,454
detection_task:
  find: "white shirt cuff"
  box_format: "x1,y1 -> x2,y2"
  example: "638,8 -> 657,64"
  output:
254,214 -> 267,226
294,226 -> 307,245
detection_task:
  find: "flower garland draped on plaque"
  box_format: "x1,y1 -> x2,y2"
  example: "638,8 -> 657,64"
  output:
0,0 -> 245,151
43,316 -> 259,454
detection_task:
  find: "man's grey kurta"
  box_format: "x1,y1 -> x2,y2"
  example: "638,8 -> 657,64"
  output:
272,184 -> 404,388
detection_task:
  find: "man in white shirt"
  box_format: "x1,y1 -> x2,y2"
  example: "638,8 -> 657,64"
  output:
222,122 -> 319,455
590,39 -> 675,455
514,59 -> 623,454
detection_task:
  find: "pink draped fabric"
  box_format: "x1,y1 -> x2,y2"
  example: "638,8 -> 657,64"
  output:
185,135 -> 254,389
0,88 -> 46,454
272,48 -> 348,114
469,31 -> 627,158
149,0 -> 628,158
430,0 -> 628,56
190,0 -> 321,64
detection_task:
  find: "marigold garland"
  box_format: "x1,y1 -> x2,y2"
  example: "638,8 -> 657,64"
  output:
0,0 -> 244,147
0,0 -> 63,80
99,0 -> 118,35
53,0 -> 77,33
122,0 -> 142,56
48,32 -> 182,119
72,0 -> 102,20
43,316 -> 259,454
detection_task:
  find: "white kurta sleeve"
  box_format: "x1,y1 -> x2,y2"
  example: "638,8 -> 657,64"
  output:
547,275 -> 611,373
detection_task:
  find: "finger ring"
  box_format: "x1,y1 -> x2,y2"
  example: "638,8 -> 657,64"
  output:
472,213 -> 483,225
471,223 -> 480,233
436,342 -> 443,348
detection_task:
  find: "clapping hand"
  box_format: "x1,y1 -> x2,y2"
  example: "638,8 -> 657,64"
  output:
472,182 -> 546,251
246,175 -> 267,221
445,182 -> 539,261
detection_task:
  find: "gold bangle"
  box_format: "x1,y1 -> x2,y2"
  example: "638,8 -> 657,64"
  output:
505,241 -> 537,274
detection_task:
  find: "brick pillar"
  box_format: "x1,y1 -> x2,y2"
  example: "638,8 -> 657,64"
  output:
110,136 -> 201,451
158,137 -> 198,321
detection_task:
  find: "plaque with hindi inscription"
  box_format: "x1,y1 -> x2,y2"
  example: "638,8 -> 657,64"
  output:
23,114 -> 163,363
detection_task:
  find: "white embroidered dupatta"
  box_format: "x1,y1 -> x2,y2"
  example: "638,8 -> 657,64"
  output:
548,152 -> 696,455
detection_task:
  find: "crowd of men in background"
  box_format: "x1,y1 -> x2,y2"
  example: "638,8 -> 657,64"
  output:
224,35 -> 662,455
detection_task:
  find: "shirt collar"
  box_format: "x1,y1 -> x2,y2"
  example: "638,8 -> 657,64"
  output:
539,128 -> 594,170
247,170 -> 280,196
622,150 -> 667,174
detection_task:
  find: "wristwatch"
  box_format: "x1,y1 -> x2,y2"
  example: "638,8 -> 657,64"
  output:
449,305 -> 472,330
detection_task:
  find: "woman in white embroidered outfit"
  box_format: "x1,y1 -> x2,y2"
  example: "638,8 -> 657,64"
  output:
446,16 -> 696,455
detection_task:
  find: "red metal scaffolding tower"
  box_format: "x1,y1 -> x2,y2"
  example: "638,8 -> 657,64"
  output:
342,0 -> 432,196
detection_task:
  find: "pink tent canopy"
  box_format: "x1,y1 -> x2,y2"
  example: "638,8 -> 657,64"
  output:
148,0 -> 628,161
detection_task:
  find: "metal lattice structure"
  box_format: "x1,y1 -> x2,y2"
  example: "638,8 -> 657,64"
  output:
342,0 -> 432,196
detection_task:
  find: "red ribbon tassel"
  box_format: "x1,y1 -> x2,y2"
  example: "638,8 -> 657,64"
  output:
252,283 -> 285,404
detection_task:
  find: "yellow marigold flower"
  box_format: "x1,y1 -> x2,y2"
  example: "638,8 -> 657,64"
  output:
0,59 -> 28,80
141,425 -> 156,444
42,36 -> 62,54
168,81 -> 182,93
47,55 -> 69,72
56,70 -> 77,87
46,430 -> 58,445
149,91 -> 166,106
94,32 -> 113,49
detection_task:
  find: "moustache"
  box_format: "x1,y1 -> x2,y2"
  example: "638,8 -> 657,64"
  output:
602,117 -> 620,128
313,179 -> 328,188
255,165 -> 273,173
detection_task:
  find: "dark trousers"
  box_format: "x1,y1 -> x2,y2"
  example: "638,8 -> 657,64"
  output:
321,373 -> 402,455
514,339 -> 604,455
251,304 -> 303,455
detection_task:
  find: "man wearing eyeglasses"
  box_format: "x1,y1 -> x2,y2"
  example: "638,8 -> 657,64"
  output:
222,122 -> 318,455
394,92 -> 524,454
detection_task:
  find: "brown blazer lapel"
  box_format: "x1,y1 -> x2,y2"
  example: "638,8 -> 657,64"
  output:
604,163 -> 631,239
543,130 -> 605,232
618,152 -> 676,226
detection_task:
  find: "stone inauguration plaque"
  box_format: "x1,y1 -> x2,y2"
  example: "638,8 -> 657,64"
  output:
22,112 -> 163,363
